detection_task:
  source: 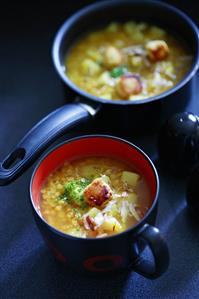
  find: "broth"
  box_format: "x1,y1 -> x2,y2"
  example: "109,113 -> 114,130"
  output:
41,157 -> 152,238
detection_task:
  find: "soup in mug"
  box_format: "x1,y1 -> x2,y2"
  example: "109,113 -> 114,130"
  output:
66,21 -> 192,101
41,157 -> 152,238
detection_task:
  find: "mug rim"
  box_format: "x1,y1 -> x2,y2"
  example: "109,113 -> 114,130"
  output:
30,134 -> 160,241
52,0 -> 199,106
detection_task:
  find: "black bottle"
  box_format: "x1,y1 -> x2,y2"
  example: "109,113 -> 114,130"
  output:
158,112 -> 199,176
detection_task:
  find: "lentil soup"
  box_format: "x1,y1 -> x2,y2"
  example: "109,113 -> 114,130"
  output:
66,21 -> 192,101
41,157 -> 152,238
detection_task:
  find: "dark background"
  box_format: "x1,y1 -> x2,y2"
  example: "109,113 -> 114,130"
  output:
0,1 -> 199,298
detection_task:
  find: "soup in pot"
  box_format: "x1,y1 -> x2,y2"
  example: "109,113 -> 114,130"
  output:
40,156 -> 152,238
65,21 -> 192,101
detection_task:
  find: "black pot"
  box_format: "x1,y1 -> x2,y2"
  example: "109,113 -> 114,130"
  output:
0,0 -> 198,184
52,0 -> 199,135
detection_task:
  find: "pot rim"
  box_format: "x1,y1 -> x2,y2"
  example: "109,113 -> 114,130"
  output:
52,0 -> 199,106
30,134 -> 160,241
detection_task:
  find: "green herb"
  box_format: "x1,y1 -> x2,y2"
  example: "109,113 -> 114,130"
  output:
58,178 -> 91,207
110,66 -> 128,78
58,194 -> 68,201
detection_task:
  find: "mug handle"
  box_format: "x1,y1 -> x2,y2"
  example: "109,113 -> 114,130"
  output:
132,224 -> 169,279
0,102 -> 97,186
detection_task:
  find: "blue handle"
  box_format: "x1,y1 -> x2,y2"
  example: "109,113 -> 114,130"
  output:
0,103 -> 93,185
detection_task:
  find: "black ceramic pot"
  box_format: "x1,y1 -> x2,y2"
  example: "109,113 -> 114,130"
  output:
0,0 -> 198,184
30,135 -> 169,278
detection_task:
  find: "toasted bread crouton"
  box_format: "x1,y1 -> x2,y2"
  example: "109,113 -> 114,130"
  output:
83,178 -> 112,207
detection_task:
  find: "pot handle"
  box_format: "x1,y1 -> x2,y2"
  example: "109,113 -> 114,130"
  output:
132,224 -> 169,279
0,103 -> 94,186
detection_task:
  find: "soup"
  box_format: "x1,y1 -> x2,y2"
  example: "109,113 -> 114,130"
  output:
41,157 -> 152,238
66,21 -> 192,101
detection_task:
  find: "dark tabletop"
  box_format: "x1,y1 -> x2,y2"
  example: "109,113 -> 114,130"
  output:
0,1 -> 199,298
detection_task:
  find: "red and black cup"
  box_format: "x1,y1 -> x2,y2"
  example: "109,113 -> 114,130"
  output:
30,135 -> 169,279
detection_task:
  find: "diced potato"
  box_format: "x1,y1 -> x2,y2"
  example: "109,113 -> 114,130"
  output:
121,171 -> 140,188
97,71 -> 114,86
80,165 -> 99,178
156,61 -> 175,79
123,21 -> 137,34
124,22 -> 144,41
133,31 -> 144,42
136,22 -> 148,31
81,59 -> 101,75
106,22 -> 119,33
86,207 -> 101,218
104,46 -> 123,68
130,56 -> 143,67
100,216 -> 122,233
87,50 -> 103,63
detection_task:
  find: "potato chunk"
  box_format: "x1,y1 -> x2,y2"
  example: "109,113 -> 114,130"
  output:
100,215 -> 122,233
83,178 -> 112,207
130,56 -> 143,67
81,59 -> 101,75
146,40 -> 169,61
104,46 -> 123,68
121,171 -> 140,188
